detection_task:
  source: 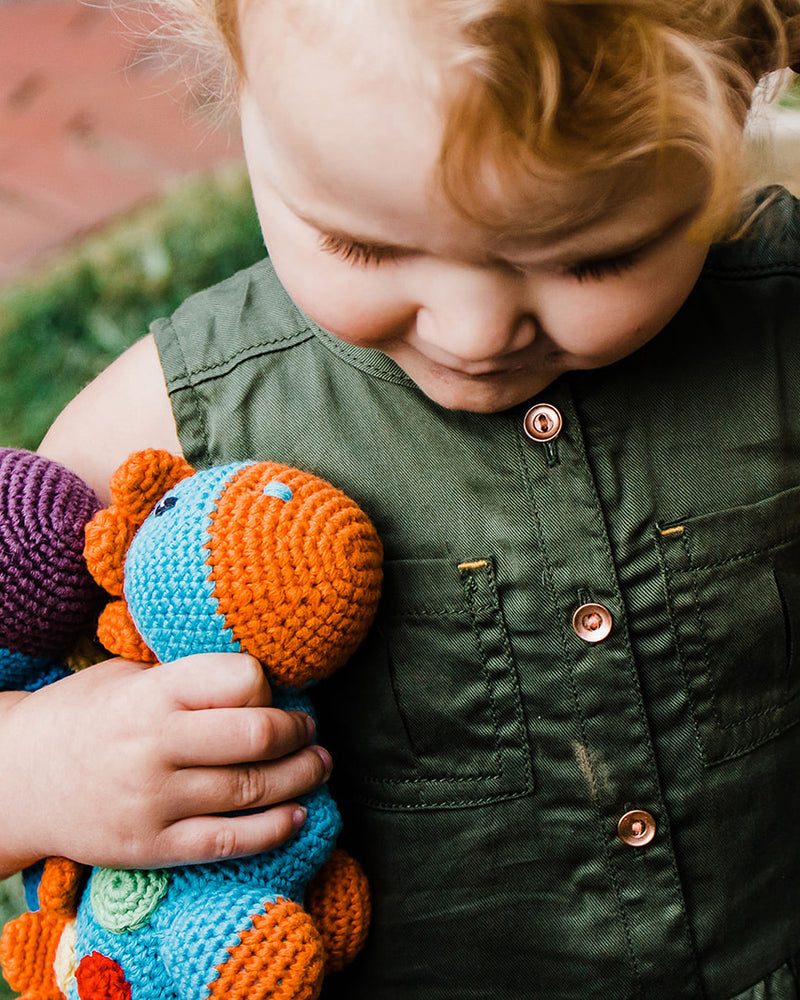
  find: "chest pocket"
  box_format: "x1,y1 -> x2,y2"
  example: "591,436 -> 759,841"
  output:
315,556 -> 534,809
656,483 -> 800,765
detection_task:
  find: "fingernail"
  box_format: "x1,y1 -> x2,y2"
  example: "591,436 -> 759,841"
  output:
293,806 -> 307,828
314,746 -> 333,779
303,713 -> 316,740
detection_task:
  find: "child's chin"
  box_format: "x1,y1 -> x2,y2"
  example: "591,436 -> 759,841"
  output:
418,374 -> 555,415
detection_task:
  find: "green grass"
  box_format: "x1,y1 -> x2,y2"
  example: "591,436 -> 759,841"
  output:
0,162 -> 263,998
0,161 -> 264,450
0,875 -> 26,999
779,73 -> 800,109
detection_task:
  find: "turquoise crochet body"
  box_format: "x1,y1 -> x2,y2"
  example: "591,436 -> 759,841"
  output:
65,709 -> 340,1000
1,451 -> 381,1000
63,464 -> 343,1000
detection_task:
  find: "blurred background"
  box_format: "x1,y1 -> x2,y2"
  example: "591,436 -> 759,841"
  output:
0,0 -> 265,451
0,1 -> 798,996
0,2 -> 262,993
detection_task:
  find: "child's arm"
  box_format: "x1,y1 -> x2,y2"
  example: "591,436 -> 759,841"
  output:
0,336 -> 332,876
38,334 -> 180,504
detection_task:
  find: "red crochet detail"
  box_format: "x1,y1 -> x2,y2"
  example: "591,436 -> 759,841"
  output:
75,953 -> 131,1000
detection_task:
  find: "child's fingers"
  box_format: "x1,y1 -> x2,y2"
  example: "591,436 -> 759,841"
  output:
161,653 -> 273,710
165,745 -> 332,820
166,706 -> 315,767
156,803 -> 308,866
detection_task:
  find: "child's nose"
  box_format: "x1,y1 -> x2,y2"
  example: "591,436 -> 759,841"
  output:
415,264 -> 537,363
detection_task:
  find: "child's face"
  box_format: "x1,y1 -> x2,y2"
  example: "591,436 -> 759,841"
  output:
238,3 -> 711,414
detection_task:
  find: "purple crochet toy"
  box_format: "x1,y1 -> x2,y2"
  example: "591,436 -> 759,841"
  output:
0,448 -> 105,691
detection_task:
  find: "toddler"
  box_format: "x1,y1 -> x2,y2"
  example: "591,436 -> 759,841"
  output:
5,1 -> 800,997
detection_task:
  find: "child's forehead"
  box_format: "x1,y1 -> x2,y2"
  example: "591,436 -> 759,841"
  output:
239,0 -> 443,71
239,0 -> 722,243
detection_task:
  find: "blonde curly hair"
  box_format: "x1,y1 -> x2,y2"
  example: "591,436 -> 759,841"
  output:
156,0 -> 800,235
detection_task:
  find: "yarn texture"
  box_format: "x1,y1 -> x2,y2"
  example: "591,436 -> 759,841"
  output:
0,449 -> 382,1000
0,449 -> 104,688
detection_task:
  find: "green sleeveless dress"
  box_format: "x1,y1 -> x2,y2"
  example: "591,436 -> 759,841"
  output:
152,188 -> 800,1000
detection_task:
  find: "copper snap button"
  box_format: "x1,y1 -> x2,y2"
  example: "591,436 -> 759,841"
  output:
617,810 -> 656,847
523,404 -> 562,443
572,603 -> 612,643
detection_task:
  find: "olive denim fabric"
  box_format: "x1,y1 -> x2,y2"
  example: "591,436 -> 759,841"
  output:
153,188 -> 800,999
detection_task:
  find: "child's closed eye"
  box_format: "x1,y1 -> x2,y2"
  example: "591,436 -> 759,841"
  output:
319,230 -> 642,282
318,232 -> 405,267
564,250 -> 640,283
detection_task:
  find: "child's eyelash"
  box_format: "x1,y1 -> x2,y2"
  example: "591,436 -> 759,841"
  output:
566,251 -> 640,282
319,231 -> 641,280
318,233 -> 401,267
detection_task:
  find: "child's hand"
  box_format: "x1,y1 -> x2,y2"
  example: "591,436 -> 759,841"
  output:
0,653 -> 330,873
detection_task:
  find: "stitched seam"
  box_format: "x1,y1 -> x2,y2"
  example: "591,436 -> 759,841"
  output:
390,606 -> 472,618
460,571 -> 505,781
655,536 -> 710,766
343,787 -> 532,810
375,566 -> 513,786
702,720 -> 800,763
168,317 -> 213,468
563,389 -> 705,987
683,532 -> 800,571
570,411 -> 703,983
461,563 -> 534,794
359,773 -> 500,786
680,531 -> 798,729
311,329 -> 417,384
363,561 -> 533,796
658,536 -> 800,758
168,328 -> 315,385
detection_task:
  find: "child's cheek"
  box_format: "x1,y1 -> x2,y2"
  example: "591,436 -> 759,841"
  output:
270,251 -> 413,350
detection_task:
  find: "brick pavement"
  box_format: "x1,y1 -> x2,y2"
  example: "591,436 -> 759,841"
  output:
0,0 -> 242,283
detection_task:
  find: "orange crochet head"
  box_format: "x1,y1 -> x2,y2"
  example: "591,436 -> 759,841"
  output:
85,451 -> 383,687
207,461 -> 383,685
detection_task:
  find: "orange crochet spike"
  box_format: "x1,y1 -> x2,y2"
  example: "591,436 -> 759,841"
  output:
0,910 -> 67,1000
305,850 -> 371,973
108,451 -> 194,519
207,899 -> 325,1000
83,508 -> 136,597
38,858 -> 87,919
96,600 -> 157,663
84,451 -> 195,596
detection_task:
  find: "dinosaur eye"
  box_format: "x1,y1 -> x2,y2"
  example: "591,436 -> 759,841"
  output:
263,481 -> 293,502
154,496 -> 178,517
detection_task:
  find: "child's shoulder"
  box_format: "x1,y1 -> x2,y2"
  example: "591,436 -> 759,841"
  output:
39,335 -> 181,504
705,185 -> 800,275
157,257 -> 297,331
152,256 -> 310,353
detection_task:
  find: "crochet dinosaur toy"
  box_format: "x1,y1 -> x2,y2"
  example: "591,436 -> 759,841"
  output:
0,448 -> 383,1000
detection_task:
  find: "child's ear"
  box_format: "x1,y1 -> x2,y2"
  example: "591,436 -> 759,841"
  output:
84,450 -> 195,596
